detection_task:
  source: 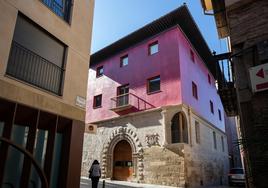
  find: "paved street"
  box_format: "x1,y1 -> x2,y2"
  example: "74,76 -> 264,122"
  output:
80,178 -> 245,188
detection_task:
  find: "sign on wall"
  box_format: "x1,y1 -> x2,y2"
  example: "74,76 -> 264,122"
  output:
75,96 -> 86,109
249,63 -> 268,92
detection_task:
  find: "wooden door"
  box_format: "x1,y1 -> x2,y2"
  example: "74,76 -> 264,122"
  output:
113,140 -> 132,181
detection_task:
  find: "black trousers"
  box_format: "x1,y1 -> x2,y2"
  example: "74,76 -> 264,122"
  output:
91,177 -> 100,188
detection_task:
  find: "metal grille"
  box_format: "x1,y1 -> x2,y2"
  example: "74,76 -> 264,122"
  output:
6,41 -> 64,95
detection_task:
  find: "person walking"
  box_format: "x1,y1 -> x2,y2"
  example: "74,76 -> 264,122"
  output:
89,160 -> 101,188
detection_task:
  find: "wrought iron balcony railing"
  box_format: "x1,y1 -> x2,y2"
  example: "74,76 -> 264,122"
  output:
110,93 -> 155,112
6,41 -> 64,95
42,0 -> 72,22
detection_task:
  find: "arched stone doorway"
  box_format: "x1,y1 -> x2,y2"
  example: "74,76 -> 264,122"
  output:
113,140 -> 133,181
101,127 -> 144,182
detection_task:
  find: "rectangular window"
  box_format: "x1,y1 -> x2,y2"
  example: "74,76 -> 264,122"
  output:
41,0 -> 72,22
210,100 -> 214,114
93,95 -> 102,108
120,55 -> 128,67
148,41 -> 158,55
192,82 -> 198,99
147,76 -> 160,93
213,131 -> 217,149
221,136 -> 225,152
208,74 -> 211,84
218,109 -> 222,121
96,66 -> 104,77
6,14 -> 65,95
117,84 -> 129,107
190,49 -> 195,62
195,121 -> 200,144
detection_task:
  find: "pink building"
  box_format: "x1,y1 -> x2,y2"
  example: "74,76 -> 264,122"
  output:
83,5 -> 229,187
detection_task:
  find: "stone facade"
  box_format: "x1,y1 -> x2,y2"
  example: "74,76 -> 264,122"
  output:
82,104 -> 229,187
225,0 -> 268,186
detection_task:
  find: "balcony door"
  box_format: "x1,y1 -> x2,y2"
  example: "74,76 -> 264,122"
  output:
117,85 -> 129,107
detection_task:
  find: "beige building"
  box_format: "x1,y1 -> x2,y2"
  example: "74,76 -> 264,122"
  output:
0,0 -> 94,187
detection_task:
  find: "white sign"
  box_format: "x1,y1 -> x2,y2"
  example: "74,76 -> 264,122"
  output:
75,96 -> 86,109
249,63 -> 268,92
85,124 -> 97,134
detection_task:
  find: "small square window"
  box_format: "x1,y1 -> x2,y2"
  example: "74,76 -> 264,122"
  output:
190,49 -> 195,62
210,100 -> 214,114
120,55 -> 128,67
208,74 -> 211,84
93,95 -> 102,108
147,76 -> 160,93
149,41 -> 158,55
96,66 -> 103,77
218,109 -> 222,121
192,81 -> 198,99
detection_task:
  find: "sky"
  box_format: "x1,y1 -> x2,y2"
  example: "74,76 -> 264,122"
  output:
91,0 -> 228,55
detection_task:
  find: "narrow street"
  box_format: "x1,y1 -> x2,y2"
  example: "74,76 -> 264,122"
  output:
80,178 -> 245,188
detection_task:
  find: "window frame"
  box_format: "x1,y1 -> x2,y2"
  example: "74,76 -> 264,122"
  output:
192,81 -> 198,100
195,121 -> 201,144
190,49 -> 195,62
213,131 -> 217,149
210,100 -> 214,114
96,66 -> 104,78
120,55 -> 128,67
93,94 -> 102,108
208,74 -> 211,84
148,41 -> 159,55
147,75 -> 161,94
221,136 -> 225,152
218,109 -> 222,121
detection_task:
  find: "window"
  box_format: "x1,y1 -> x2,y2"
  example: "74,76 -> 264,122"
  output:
171,112 -> 188,144
6,14 -> 66,95
210,100 -> 214,114
221,136 -> 225,152
192,82 -> 198,99
195,121 -> 200,144
120,55 -> 128,67
147,76 -> 160,93
96,66 -> 104,77
218,109 -> 222,121
117,84 -> 129,107
213,131 -> 217,149
208,74 -> 211,84
148,41 -> 158,55
190,49 -> 195,62
93,95 -> 102,108
41,0 -> 72,22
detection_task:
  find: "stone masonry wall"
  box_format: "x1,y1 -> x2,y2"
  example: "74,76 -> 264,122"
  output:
82,105 -> 229,187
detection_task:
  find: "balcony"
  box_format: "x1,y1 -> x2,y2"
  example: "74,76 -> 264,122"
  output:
42,0 -> 72,22
110,93 -> 154,113
6,41 -> 64,95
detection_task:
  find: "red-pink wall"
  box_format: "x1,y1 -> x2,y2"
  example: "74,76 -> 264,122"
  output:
86,27 -> 182,122
177,27 -> 225,131
86,26 -> 225,132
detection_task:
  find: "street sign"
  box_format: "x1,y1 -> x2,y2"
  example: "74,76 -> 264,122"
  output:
249,63 -> 268,92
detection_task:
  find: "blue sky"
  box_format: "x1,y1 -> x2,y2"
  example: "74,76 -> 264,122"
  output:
91,0 -> 227,55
